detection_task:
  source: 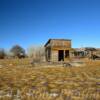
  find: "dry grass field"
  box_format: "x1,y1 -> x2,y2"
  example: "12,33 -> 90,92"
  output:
0,58 -> 100,100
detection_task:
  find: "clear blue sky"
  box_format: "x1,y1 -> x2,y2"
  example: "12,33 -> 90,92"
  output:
0,0 -> 100,50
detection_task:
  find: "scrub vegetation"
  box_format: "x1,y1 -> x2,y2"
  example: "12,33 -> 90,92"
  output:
0,59 -> 100,100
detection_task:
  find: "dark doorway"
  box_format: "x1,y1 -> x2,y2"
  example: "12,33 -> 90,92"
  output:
58,50 -> 64,61
65,50 -> 69,58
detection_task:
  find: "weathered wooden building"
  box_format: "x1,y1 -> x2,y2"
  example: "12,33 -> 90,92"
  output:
73,47 -> 99,58
44,39 -> 74,62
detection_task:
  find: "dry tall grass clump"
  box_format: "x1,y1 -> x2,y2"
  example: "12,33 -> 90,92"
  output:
0,59 -> 100,100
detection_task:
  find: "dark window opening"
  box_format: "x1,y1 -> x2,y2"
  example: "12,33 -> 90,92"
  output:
65,50 -> 69,58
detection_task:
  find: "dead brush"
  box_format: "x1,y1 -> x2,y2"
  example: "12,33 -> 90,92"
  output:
0,59 -> 100,99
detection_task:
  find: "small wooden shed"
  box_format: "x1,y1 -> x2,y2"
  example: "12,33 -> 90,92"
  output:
44,39 -> 74,62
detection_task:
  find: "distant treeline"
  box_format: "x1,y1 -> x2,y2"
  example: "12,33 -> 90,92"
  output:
0,45 -> 45,60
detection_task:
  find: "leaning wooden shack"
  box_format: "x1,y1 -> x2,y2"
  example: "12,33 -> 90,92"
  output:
44,39 -> 74,62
